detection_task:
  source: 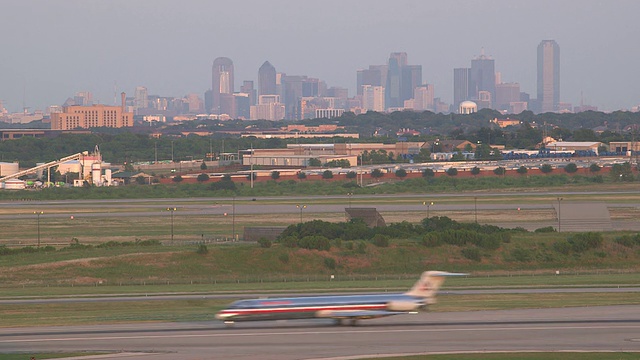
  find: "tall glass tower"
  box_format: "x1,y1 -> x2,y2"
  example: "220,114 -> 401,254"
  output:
537,40 -> 560,113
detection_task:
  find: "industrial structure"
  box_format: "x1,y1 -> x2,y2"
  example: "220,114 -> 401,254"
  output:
0,146 -> 113,189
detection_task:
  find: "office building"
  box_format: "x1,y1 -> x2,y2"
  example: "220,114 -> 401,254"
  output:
537,40 -> 560,113
211,57 -> 234,114
258,61 -> 277,96
241,80 -> 256,105
469,50 -> 496,107
495,82 -> 521,111
51,93 -> 133,130
134,86 -> 148,114
362,85 -> 385,112
250,95 -> 285,120
453,68 -> 470,110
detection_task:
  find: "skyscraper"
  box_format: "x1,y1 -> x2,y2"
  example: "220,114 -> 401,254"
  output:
258,61 -> 277,97
469,50 -> 496,108
384,52 -> 421,109
537,40 -> 560,113
453,68 -> 470,111
212,57 -> 234,114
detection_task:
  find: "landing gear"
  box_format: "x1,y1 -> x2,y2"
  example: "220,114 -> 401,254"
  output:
332,319 -> 359,326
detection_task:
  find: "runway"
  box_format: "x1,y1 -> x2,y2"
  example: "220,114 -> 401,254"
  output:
1,305 -> 639,359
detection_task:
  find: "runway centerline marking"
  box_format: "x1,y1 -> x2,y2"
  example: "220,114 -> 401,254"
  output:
3,324 -> 640,344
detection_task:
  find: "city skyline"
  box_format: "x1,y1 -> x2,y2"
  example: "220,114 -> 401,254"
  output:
1,0 -> 639,113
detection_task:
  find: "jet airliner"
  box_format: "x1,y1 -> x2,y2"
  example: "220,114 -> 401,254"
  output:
216,271 -> 465,326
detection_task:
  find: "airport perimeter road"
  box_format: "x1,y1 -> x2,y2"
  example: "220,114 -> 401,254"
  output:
1,306 -> 639,359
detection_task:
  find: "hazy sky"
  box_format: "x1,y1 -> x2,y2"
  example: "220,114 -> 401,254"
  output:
2,0 -> 639,112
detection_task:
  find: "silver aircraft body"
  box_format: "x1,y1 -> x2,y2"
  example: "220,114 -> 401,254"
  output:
216,271 -> 464,325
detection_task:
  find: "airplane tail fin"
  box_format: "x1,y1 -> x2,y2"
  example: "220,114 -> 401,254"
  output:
404,271 -> 467,304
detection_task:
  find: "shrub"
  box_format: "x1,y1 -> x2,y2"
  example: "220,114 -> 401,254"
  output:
470,166 -> 480,176
568,232 -> 603,253
346,171 -> 357,179
371,234 -> 390,247
278,253 -> 290,264
257,237 -> 272,248
517,166 -> 528,175
540,164 -> 553,174
324,257 -> 337,269
344,241 -> 354,250
421,233 -> 443,247
196,173 -> 210,182
371,169 -> 384,178
511,248 -> 533,262
172,175 -> 183,182
615,234 -> 640,248
553,240 -> 571,255
209,179 -> 236,191
196,244 -> 208,254
299,235 -> 331,251
322,170 -> 334,179
589,163 -> 601,173
564,163 -> 578,173
271,171 -> 280,180
200,162 -> 207,170
281,236 -> 298,248
535,226 -> 556,233
461,247 -> 481,261
422,168 -> 435,177
297,172 -> 307,179
493,167 -> 506,175
395,169 -> 407,178
356,241 -> 367,254
446,167 -> 458,176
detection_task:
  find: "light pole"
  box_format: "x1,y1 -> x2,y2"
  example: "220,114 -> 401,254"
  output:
171,140 -> 175,163
347,192 -> 353,208
232,196 -> 236,241
557,197 -> 563,232
296,204 -> 307,223
422,201 -> 434,219
167,207 -> 176,241
34,211 -> 43,248
474,196 -> 478,223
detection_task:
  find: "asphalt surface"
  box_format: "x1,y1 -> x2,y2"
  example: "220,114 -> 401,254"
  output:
1,305 -> 639,359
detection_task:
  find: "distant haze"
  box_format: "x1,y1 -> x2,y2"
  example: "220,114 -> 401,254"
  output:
1,0 -> 639,112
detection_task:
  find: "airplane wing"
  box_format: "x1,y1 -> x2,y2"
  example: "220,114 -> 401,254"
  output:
316,309 -> 409,320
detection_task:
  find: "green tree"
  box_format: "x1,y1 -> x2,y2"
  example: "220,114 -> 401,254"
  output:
422,168 -> 435,177
308,158 -> 322,167
446,167 -> 458,176
346,171 -> 357,179
200,161 -> 207,170
172,175 -> 183,183
589,163 -> 601,174
297,172 -> 307,179
540,164 -> 553,174
322,170 -> 333,179
135,175 -> 146,185
395,168 -> 407,178
470,166 -> 480,176
271,171 -> 280,180
517,166 -> 528,175
371,169 -> 384,178
564,163 -> 578,173
196,173 -> 210,182
493,167 -> 506,176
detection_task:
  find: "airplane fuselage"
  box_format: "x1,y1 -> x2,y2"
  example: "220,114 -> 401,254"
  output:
215,293 -> 426,322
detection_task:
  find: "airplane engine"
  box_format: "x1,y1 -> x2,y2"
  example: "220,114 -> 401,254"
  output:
386,301 -> 422,312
